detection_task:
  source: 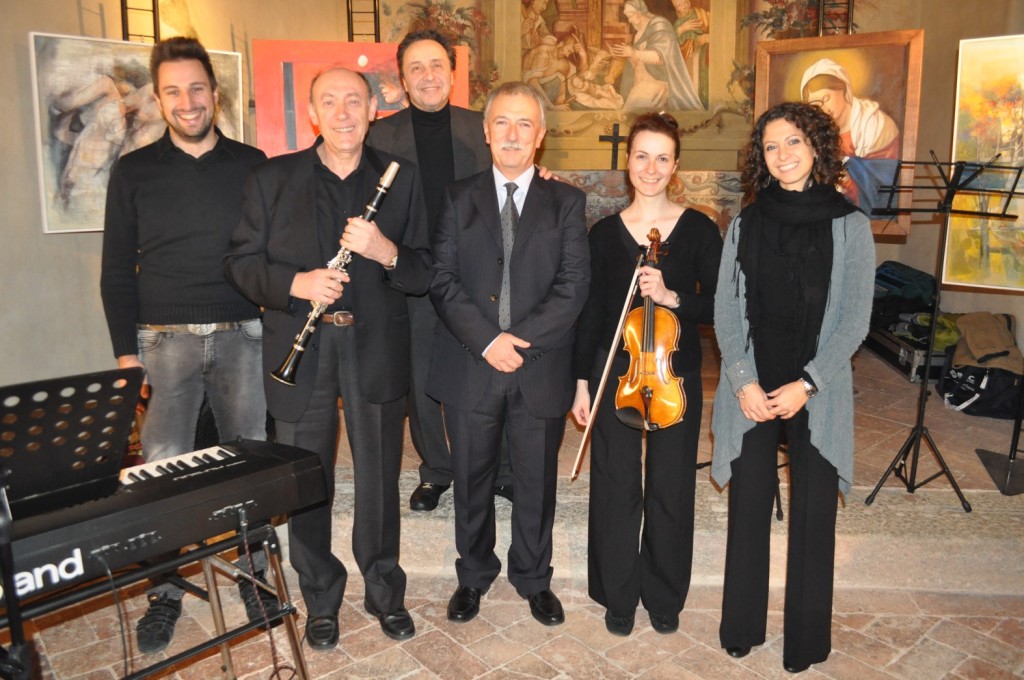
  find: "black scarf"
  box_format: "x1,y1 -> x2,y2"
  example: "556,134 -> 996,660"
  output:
735,181 -> 857,358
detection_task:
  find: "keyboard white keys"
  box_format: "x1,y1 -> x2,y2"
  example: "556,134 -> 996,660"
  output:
120,446 -> 240,484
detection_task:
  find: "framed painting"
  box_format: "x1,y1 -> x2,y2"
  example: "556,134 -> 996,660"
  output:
252,40 -> 469,159
29,32 -> 243,233
754,29 -> 924,240
943,34 -> 1024,292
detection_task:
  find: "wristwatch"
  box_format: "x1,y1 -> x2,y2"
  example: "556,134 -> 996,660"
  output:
801,378 -> 818,398
384,253 -> 398,270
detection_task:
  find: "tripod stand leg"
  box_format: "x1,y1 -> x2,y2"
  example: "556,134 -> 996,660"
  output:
920,428 -> 972,512
865,427 -> 917,505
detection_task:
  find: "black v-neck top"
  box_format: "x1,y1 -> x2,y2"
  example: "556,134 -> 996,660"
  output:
572,209 -> 724,379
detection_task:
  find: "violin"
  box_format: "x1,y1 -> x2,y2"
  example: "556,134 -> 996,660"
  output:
614,228 -> 686,431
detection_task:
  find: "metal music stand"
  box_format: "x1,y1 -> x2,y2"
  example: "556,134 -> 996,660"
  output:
865,153 -> 1024,512
975,388 -> 1024,495
0,368 -> 143,679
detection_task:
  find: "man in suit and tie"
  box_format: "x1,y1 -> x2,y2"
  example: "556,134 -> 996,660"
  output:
224,67 -> 431,649
367,29 -> 512,512
428,81 -> 590,626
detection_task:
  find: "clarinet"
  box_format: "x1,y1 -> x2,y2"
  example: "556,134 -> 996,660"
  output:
271,161 -> 401,386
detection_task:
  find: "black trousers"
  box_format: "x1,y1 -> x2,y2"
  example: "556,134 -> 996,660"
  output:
587,366 -> 702,618
275,325 -> 407,617
719,409 -> 838,667
444,371 -> 563,597
407,295 -> 512,487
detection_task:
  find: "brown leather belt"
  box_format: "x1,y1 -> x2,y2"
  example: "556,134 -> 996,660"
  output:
138,320 -> 255,335
321,311 -> 356,326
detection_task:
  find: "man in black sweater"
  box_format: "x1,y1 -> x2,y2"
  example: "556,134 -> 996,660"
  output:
100,37 -> 274,654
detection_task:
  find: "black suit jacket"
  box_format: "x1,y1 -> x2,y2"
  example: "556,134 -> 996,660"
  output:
224,141 -> 431,422
366,106 -> 492,183
427,169 -> 590,418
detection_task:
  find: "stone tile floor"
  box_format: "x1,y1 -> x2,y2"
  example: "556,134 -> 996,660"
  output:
12,349 -> 1024,678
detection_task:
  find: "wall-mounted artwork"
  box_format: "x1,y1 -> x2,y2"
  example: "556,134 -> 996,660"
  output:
559,168 -> 741,233
943,34 -> 1024,292
754,29 -> 924,240
519,0 -> 708,113
252,40 -> 469,159
29,32 -> 243,233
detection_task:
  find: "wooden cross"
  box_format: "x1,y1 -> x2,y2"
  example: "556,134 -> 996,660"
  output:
599,123 -> 627,169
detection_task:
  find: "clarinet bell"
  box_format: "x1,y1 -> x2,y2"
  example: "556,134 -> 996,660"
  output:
271,343 -> 303,386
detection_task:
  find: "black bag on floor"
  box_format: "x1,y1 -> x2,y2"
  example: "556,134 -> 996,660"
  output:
936,313 -> 1023,419
937,347 -> 1021,419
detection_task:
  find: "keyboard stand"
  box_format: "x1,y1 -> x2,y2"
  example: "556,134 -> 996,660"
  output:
0,523 -> 309,680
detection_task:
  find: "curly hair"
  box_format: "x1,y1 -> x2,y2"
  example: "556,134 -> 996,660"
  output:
740,101 -> 844,200
626,111 -> 680,160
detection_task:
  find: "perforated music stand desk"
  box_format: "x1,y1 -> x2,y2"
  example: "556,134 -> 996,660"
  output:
0,367 -> 143,679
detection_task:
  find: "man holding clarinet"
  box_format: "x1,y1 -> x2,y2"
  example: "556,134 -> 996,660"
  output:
225,67 -> 431,649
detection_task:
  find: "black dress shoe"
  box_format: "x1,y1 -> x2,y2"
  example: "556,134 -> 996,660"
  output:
604,610 -> 635,636
447,586 -> 482,622
493,484 -> 514,502
726,646 -> 751,658
365,603 -> 415,640
410,482 -> 449,511
649,611 -> 679,634
783,659 -> 811,673
305,615 -> 339,650
527,590 -> 564,626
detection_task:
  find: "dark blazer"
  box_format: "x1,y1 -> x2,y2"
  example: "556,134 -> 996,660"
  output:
366,106 -> 492,182
224,141 -> 432,422
427,169 -> 590,418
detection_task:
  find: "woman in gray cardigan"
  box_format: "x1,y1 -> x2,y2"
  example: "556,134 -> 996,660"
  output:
711,102 -> 875,673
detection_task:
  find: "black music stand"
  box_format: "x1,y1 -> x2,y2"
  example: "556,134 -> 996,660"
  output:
865,154 -> 1023,512
976,386 -> 1024,495
0,368 -> 143,679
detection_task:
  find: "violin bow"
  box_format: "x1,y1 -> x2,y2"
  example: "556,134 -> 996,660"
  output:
570,251 -> 645,481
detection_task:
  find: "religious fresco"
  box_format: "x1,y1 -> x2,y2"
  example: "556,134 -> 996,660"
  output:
380,1 -> 719,114
521,0 -> 710,112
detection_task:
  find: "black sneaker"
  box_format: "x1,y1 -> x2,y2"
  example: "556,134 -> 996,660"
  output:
136,593 -> 182,654
238,571 -> 283,626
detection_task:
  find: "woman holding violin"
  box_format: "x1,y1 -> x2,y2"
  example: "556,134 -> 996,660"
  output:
711,102 -> 874,673
571,112 -> 722,637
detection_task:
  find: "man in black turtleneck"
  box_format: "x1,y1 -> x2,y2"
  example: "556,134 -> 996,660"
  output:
368,29 -> 512,511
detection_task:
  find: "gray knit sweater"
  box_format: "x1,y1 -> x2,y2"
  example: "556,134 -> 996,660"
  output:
711,210 -> 875,494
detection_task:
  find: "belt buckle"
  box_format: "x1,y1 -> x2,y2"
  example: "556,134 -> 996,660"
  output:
327,311 -> 353,326
187,323 -> 216,336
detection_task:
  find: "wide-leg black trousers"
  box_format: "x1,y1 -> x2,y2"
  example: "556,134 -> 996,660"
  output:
587,366 -> 702,618
719,409 -> 838,667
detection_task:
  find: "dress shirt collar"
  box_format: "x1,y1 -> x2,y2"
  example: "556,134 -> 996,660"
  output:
491,165 -> 535,215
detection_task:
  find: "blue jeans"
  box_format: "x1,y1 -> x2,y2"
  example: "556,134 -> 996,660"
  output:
137,320 -> 269,597
137,319 -> 267,461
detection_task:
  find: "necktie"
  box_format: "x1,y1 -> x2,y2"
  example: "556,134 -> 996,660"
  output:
498,182 -> 518,331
